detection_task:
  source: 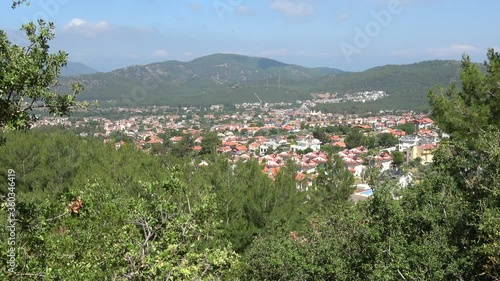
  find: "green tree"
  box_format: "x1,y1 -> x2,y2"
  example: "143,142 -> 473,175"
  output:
0,130 -> 239,280
109,131 -> 134,143
428,48 -> 500,140
395,123 -> 417,135
363,134 -> 377,149
399,48 -> 500,279
170,134 -> 194,158
0,2 -> 90,143
344,129 -> 364,148
269,128 -> 279,135
313,128 -> 330,144
376,133 -> 398,148
297,147 -> 313,155
200,131 -> 221,155
199,157 -> 310,253
240,224 -> 315,280
314,155 -> 355,206
254,121 -> 264,127
391,151 -> 404,166
266,146 -> 275,155
253,129 -> 267,137
325,125 -> 350,135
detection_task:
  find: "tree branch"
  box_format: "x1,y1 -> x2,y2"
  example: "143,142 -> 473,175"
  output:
15,273 -> 45,278
46,212 -> 68,222
131,213 -> 173,264
397,268 -> 407,281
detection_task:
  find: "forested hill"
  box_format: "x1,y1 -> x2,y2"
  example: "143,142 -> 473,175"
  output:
317,60 -> 464,111
59,54 -> 465,109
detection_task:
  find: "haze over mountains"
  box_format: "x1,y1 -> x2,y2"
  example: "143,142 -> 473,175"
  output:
61,62 -> 99,76
61,54 -> 464,111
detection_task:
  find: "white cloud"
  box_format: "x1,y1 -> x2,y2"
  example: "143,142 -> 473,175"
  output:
183,51 -> 193,57
335,13 -> 350,22
271,0 -> 314,16
65,18 -> 86,28
152,49 -> 169,57
427,44 -> 477,57
63,18 -> 112,37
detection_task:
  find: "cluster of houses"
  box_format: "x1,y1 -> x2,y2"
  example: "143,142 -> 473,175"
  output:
34,105 -> 445,200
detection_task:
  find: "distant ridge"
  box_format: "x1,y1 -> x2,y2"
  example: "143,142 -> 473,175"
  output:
58,54 -> 465,111
61,62 -> 98,76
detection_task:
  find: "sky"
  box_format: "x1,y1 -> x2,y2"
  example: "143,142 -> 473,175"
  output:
1,0 -> 499,72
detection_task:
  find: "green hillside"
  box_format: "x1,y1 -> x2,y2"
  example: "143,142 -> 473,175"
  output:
316,60 -> 463,111
59,54 -> 466,110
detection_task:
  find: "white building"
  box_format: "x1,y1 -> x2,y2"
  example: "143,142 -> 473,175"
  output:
291,138 -> 321,152
259,140 -> 289,155
398,135 -> 420,150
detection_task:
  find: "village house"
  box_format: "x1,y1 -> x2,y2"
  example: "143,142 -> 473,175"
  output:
398,135 -> 421,150
290,137 -> 321,152
405,143 -> 438,164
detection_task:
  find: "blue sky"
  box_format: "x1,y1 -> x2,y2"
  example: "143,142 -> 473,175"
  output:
1,0 -> 499,72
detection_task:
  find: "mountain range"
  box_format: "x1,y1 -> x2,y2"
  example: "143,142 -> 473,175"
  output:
61,62 -> 99,76
59,54 -> 465,111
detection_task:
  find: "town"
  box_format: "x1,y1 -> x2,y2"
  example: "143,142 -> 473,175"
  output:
34,100 -> 442,201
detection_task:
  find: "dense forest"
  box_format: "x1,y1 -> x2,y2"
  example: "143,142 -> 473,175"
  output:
1,1 -> 499,280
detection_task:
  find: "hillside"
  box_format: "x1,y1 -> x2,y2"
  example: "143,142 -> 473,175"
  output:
316,60 -> 463,112
61,62 -> 99,76
59,54 -> 464,110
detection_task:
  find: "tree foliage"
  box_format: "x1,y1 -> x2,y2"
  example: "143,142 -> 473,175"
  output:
394,123 -> 416,135
200,131 -> 221,155
376,133 -> 398,148
312,128 -> 330,145
344,129 -> 364,148
314,155 -> 355,206
429,48 -> 500,140
391,151 -> 404,166
0,1 -> 91,144
0,130 -> 240,280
